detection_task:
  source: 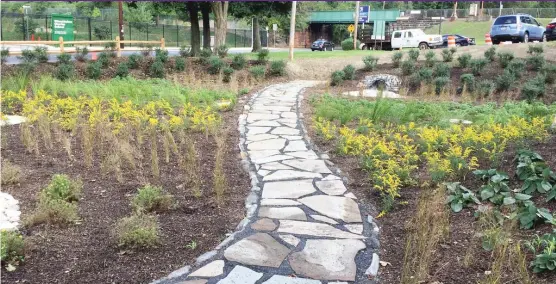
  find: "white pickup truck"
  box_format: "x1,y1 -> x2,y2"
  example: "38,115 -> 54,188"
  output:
390,29 -> 443,50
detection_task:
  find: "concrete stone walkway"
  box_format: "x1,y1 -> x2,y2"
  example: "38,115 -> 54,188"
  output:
155,81 -> 380,284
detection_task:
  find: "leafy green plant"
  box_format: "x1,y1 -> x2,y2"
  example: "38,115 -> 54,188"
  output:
525,231 -> 556,273
34,46 -> 49,63
475,80 -> 495,97
507,59 -> 525,79
401,60 -> 415,76
363,55 -> 379,71
391,51 -> 403,67
86,62 -> 102,79
199,49 -> 213,65
498,51 -> 514,68
19,49 -> 37,64
1,47 -> 10,63
223,66 -> 234,83
342,64 -> 355,80
93,25 -> 110,40
207,56 -> 224,75
149,59 -> 165,78
55,64 -> 75,81
131,185 -> 173,213
179,46 -> 191,57
495,70 -> 515,92
127,54 -> 141,69
515,203 -> 553,229
521,75 -> 546,102
526,54 -> 545,71
231,54 -> 247,70
0,230 -> 25,267
249,66 -> 265,80
115,213 -> 159,248
115,62 -> 129,78
269,60 -> 286,76
57,53 -> 71,65
340,38 -> 360,51
441,49 -> 454,62
185,240 -> 198,250
527,45 -> 544,55
474,169 -> 512,205
457,53 -> 472,68
484,46 -> 497,62
74,47 -> 89,62
433,76 -> 450,95
470,58 -> 487,76
407,49 -> 419,61
216,45 -> 229,58
444,182 -> 480,212
27,197 -> 79,226
418,68 -> 433,84
257,49 -> 270,64
97,52 -> 110,68
433,62 -> 450,78
542,64 -> 556,84
424,51 -> 435,67
460,73 -> 475,92
408,73 -> 422,89
515,150 -> 555,196
331,70 -> 345,86
42,174 -> 82,202
154,48 -> 169,63
174,57 -> 186,71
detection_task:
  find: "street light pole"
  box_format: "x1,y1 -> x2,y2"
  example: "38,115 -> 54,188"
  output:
119,0 -> 124,48
289,1 -> 297,62
354,1 -> 360,50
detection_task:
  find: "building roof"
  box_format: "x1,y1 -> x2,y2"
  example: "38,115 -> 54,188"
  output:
309,10 -> 400,24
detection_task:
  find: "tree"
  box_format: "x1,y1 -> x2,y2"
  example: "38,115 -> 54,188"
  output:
211,2 -> 229,49
152,2 -> 201,56
200,2 -> 211,50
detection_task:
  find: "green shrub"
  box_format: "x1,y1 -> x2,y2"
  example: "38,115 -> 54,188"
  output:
231,54 -> 247,70
441,49 -> 454,62
342,64 -> 356,80
341,38 -> 360,51
97,52 -> 110,68
401,60 -> 415,76
174,57 -> 186,71
418,68 -> 434,84
154,48 -> 169,63
541,64 -> 556,84
460,73 -> 475,92
363,55 -> 379,71
223,66 -> 234,83
1,47 -> 10,63
104,41 -> 117,52
34,46 -> 49,63
1,160 -> 21,185
26,197 -> 79,226
408,73 -> 422,89
140,44 -> 153,57
527,45 -> 543,55
526,54 -> 545,71
179,45 -> 191,57
115,214 -> 159,248
424,51 -> 436,67
507,59 -> 525,78
41,174 -> 82,202
199,49 -> 213,65
497,51 -> 514,68
269,60 -> 286,76
132,185 -> 173,213
249,66 -> 265,80
433,62 -> 451,78
434,76 -> 450,95
57,53 -> 71,65
331,70 -> 345,86
127,54 -> 141,69
476,80 -> 495,97
450,47 -> 457,55
0,230 -> 25,266
484,46 -> 497,62
470,58 -> 488,76
257,49 -> 270,64
115,62 -> 129,78
74,47 -> 89,62
495,70 -> 515,92
216,45 -> 229,58
149,60 -> 165,78
207,56 -> 224,75
408,49 -> 420,61
20,49 -> 37,64
457,53 -> 472,68
55,63 -> 75,81
391,51 -> 403,67
521,75 -> 546,101
86,62 -> 102,80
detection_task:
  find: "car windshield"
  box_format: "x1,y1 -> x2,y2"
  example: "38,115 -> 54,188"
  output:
313,41 -> 324,44
494,16 -> 517,25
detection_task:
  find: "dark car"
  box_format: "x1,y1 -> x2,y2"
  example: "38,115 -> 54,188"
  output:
311,40 -> 334,51
545,18 -> 556,41
441,34 -> 476,47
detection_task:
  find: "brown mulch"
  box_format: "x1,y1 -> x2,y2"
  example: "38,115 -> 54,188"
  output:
301,87 -> 556,284
0,96 -> 251,284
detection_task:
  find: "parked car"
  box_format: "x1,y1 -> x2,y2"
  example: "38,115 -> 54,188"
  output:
441,34 -> 476,47
311,40 -> 334,51
390,29 -> 443,50
490,14 -> 546,44
545,18 -> 556,41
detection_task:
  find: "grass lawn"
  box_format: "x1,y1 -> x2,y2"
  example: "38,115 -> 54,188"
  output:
425,18 -> 554,45
244,50 -> 386,61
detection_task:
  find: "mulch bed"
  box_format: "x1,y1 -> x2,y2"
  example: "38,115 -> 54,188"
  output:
0,95 -> 251,283
301,87 -> 556,283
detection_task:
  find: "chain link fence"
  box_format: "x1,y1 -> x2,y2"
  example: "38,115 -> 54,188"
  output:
0,13 -> 253,48
402,8 -> 556,19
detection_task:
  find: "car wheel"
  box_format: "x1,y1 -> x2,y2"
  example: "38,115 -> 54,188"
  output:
522,32 -> 529,43
492,40 -> 500,45
418,42 -> 429,50
311,49 -> 315,52
542,34 -> 547,42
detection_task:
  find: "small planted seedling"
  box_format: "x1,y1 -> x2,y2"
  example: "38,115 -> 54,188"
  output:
444,182 -> 480,212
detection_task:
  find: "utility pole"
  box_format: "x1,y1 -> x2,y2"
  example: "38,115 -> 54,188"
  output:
289,1 -> 296,62
354,1 -> 360,50
118,0 -> 124,48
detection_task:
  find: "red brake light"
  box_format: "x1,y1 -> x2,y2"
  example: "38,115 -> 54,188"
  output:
548,23 -> 556,28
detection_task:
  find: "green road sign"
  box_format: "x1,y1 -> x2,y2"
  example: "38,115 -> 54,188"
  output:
51,14 -> 74,42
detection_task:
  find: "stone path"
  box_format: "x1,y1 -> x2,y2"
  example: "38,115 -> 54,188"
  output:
154,81 -> 380,284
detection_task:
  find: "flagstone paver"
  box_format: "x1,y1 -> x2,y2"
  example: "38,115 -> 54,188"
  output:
154,81 -> 379,284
